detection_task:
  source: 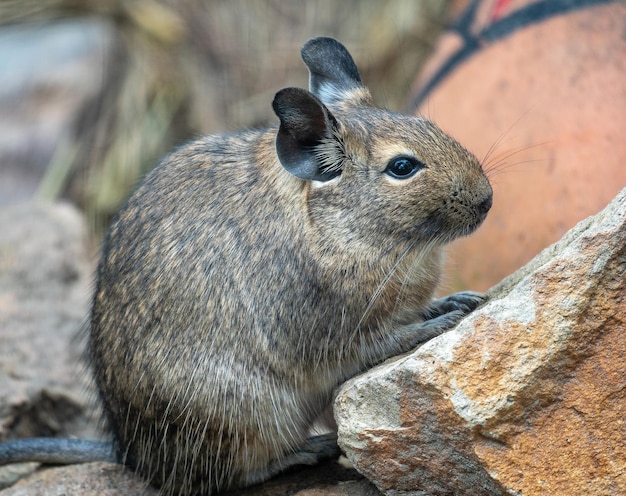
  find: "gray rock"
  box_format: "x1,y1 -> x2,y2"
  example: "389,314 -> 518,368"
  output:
0,462 -> 158,496
0,202 -> 101,444
1,456 -> 377,496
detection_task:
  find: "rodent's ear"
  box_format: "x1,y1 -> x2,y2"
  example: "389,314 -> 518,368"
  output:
272,87 -> 343,182
301,37 -> 368,106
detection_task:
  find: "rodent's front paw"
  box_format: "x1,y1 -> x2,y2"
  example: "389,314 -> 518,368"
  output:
422,291 -> 486,320
400,292 -> 487,345
397,309 -> 467,345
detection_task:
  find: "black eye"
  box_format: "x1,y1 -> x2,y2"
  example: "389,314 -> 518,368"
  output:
384,156 -> 424,179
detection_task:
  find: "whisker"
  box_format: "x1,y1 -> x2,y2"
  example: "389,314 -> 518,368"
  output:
355,240 -> 415,332
486,157 -> 545,180
484,141 -> 549,179
391,236 -> 437,318
481,111 -> 531,165
356,220 -> 436,333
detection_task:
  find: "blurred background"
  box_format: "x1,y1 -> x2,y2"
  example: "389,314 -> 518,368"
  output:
0,0 -> 453,234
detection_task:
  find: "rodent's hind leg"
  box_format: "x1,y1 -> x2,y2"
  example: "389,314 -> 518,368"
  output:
422,291 -> 486,320
242,433 -> 340,485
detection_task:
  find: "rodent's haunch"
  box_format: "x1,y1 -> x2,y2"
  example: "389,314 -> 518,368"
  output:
0,37 -> 492,495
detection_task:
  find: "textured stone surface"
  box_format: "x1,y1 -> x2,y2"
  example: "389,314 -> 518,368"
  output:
0,462 -> 158,496
0,202 -> 98,442
0,459 -> 379,496
0,202 -> 103,488
335,188 -> 626,495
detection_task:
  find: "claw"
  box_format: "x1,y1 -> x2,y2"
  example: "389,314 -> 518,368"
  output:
423,291 -> 486,320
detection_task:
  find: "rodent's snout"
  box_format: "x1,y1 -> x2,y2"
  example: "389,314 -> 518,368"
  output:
469,180 -> 493,233
445,174 -> 493,239
477,192 -> 493,218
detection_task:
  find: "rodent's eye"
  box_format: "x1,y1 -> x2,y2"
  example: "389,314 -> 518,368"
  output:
384,156 -> 424,179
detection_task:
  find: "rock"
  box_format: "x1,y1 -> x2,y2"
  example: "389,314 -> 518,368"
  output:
335,188 -> 626,495
0,462 -> 158,496
0,202 -> 99,440
0,458 -> 378,496
0,202 -> 103,486
0,464 -> 38,493
229,458 -> 380,496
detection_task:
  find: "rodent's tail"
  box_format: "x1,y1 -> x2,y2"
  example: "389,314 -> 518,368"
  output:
0,438 -> 116,465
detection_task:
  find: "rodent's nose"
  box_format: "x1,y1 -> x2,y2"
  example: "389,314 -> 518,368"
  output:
477,194 -> 493,216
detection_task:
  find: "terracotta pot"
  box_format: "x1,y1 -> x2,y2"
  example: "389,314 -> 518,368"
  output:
411,0 -> 626,291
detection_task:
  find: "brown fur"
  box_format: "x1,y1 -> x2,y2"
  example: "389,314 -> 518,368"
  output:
89,37 -> 492,495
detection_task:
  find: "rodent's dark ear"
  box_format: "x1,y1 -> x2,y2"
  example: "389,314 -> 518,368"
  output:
272,87 -> 343,182
301,37 -> 367,106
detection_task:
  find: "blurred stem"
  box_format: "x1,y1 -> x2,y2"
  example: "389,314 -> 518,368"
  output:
36,138 -> 79,202
85,85 -> 183,234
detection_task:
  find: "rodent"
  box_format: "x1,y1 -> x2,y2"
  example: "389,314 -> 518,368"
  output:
0,37 -> 492,495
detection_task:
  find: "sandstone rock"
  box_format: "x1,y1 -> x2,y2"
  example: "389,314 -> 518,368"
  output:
0,202 -> 102,487
0,202 -> 99,440
0,462 -> 158,496
335,188 -> 626,495
0,458 -> 378,496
